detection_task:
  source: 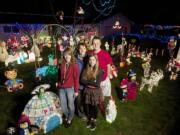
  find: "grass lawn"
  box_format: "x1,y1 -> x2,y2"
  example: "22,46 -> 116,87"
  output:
0,42 -> 180,135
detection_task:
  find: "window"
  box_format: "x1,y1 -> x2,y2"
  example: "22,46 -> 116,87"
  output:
3,26 -> 11,33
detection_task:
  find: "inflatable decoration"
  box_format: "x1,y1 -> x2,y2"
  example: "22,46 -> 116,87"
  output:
23,84 -> 62,134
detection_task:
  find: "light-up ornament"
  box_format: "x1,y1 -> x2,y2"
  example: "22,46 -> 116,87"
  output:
57,11 -> 64,21
77,6 -> 85,15
112,21 -> 122,29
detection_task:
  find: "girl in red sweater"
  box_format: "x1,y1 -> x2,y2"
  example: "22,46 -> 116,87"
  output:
57,47 -> 79,127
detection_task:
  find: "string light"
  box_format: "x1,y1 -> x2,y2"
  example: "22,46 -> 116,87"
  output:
83,0 -> 116,16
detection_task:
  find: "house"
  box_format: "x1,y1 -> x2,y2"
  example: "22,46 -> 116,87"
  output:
99,13 -> 134,37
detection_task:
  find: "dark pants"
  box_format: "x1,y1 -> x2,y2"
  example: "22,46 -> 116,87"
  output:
85,104 -> 98,120
75,90 -> 86,117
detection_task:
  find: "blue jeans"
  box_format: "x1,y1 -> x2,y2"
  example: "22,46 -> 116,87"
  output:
59,88 -> 75,121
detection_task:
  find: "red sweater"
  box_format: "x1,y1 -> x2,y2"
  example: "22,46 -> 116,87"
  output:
58,62 -> 79,92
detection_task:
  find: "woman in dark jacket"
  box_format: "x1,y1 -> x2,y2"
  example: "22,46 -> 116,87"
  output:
81,54 -> 103,131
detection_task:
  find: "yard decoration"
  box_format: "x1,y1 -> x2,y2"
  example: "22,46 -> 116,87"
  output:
140,69 -> 164,92
167,37 -> 177,57
128,69 -> 136,81
4,67 -> 23,92
6,127 -> 17,135
20,36 -> 29,48
119,61 -> 125,68
142,59 -> 151,78
126,52 -> 132,65
7,35 -> 20,54
0,41 -> 9,62
120,78 -> 128,101
127,79 -> 138,101
18,113 -> 33,135
104,41 -> 110,51
22,84 -> 62,134
106,96 -> 117,123
109,64 -> 118,79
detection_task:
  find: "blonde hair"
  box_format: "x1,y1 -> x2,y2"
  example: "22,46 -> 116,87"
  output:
82,55 -> 99,81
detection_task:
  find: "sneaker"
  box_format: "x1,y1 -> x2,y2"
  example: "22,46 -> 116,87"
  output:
90,121 -> 96,131
86,120 -> 91,128
81,116 -> 87,121
65,120 -> 72,128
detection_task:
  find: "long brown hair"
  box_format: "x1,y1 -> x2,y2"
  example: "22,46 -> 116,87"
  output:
82,55 -> 99,81
63,47 -> 76,64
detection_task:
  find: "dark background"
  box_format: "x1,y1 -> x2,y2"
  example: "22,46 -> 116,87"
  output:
0,0 -> 179,24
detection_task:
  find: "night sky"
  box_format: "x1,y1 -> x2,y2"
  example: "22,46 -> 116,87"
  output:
0,0 -> 179,25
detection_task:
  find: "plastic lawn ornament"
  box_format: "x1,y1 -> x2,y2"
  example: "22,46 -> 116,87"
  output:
7,127 -> 17,135
5,55 -> 18,67
127,79 -> 138,101
119,61 -> 125,68
46,65 -> 58,76
104,41 -> 110,51
170,71 -> 177,80
77,6 -> 85,15
126,52 -> 132,65
128,69 -> 136,81
23,84 -> 63,134
57,38 -> 64,52
27,51 -> 35,63
48,54 -> 54,65
21,36 -> 29,48
17,51 -> 28,64
120,78 -> 128,101
36,66 -> 49,79
18,114 -> 32,135
109,65 -> 118,79
36,65 -> 58,80
176,46 -> 180,61
31,37 -> 41,60
4,68 -> 24,92
7,36 -> 20,54
106,97 -> 117,123
142,60 -> 151,78
69,35 -> 75,46
0,41 -> 9,62
140,69 -> 164,92
111,46 -> 116,56
168,37 -> 177,57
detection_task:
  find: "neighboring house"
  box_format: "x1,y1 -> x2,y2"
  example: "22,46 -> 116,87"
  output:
99,13 -> 134,37
0,24 -> 45,40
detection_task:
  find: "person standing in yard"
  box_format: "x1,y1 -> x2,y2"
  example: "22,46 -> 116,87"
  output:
81,54 -> 103,131
90,36 -> 113,98
75,43 -> 88,120
57,47 -> 79,128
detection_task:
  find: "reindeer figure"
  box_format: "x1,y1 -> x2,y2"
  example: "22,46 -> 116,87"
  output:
140,69 -> 164,93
